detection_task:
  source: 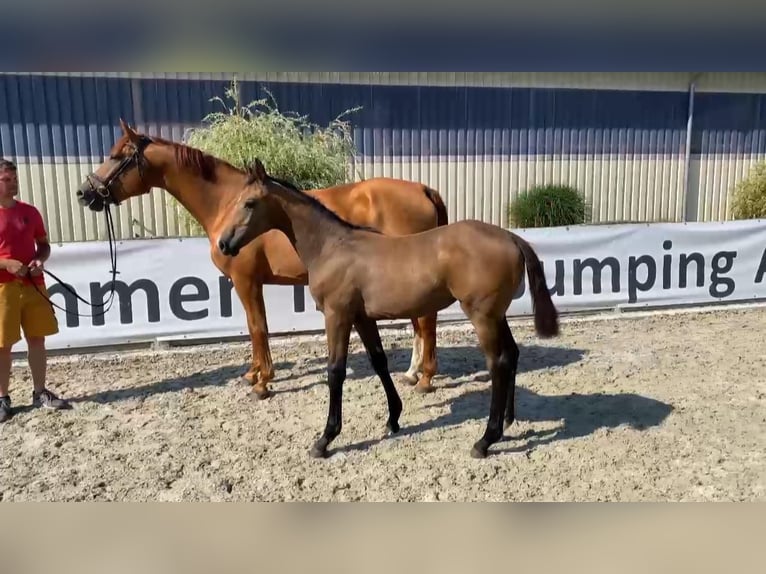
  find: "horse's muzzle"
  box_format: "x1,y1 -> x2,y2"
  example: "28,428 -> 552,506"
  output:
76,183 -> 105,211
218,238 -> 240,257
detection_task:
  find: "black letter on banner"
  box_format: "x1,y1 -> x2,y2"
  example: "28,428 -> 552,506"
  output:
573,257 -> 620,295
293,285 -> 306,313
662,240 -> 673,289
219,275 -> 235,318
755,248 -> 766,284
46,283 -> 81,328
542,259 -> 566,296
513,275 -> 525,300
170,277 -> 210,321
679,252 -> 705,288
709,251 -> 737,298
90,280 -> 161,326
628,256 -> 656,304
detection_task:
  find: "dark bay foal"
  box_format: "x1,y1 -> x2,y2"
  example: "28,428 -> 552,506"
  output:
217,159 -> 560,458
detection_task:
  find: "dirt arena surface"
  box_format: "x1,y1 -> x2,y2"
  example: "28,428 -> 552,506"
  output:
1,305 -> 764,501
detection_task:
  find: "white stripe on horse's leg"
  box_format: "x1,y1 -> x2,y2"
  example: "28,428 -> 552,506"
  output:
403,332 -> 422,384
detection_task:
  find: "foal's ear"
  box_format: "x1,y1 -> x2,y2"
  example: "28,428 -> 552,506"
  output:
119,118 -> 140,143
247,158 -> 268,184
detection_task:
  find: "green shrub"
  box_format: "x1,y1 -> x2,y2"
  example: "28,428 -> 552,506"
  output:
730,162 -> 766,220
174,78 -> 361,235
509,184 -> 589,228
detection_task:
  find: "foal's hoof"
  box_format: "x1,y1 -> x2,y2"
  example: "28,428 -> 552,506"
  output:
414,383 -> 435,395
310,445 -> 328,459
470,442 -> 489,459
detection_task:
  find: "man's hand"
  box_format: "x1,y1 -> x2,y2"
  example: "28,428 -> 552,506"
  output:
2,259 -> 28,277
27,259 -> 44,277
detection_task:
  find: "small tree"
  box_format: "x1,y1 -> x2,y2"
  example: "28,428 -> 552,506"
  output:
509,184 -> 589,228
730,162 -> 766,220
174,78 -> 361,235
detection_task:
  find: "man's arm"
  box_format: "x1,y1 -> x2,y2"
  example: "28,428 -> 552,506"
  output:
27,207 -> 50,276
27,236 -> 51,277
34,236 -> 51,263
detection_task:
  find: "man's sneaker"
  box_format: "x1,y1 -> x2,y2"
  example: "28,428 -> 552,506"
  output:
0,396 -> 12,423
32,389 -> 71,410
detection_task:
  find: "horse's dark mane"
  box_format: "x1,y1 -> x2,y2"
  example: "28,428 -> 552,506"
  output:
149,135 -> 226,183
245,163 -> 381,234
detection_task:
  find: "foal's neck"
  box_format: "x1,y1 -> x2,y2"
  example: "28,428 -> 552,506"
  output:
269,184 -> 354,271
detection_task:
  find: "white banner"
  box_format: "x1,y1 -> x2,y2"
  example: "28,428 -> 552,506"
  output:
13,219 -> 766,352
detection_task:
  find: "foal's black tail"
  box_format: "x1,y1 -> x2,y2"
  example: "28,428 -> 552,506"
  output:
509,233 -> 560,338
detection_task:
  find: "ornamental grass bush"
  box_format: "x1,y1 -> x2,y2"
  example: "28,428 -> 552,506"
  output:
509,184 -> 589,228
729,162 -> 766,220
175,78 -> 361,235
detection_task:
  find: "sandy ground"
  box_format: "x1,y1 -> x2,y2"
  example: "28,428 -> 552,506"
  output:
1,305 -> 764,501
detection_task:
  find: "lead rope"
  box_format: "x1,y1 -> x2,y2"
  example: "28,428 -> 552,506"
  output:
32,204 -> 120,318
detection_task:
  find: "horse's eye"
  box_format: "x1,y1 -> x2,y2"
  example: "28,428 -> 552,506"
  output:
245,199 -> 258,209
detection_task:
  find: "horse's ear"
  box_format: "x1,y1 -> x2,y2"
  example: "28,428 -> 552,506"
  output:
119,118 -> 140,143
247,158 -> 267,184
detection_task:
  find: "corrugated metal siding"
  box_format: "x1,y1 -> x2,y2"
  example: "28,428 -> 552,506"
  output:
2,73 -> 766,243
343,85 -> 691,226
11,72 -> 766,92
688,91 -> 766,221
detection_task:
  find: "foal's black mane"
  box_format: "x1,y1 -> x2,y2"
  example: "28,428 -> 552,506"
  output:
245,163 -> 381,234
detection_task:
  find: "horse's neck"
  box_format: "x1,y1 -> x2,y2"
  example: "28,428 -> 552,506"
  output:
271,187 -> 350,271
162,166 -> 239,237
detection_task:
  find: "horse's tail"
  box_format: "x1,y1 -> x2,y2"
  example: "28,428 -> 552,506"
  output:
509,232 -> 559,338
423,186 -> 449,227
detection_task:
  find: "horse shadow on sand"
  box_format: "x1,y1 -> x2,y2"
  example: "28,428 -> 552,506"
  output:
71,341 -> 672,456
331,345 -> 673,456
338,385 -> 674,456
70,341 -> 579,405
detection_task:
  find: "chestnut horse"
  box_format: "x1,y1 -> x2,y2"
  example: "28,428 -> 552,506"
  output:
217,159 -> 560,459
75,120 -> 448,398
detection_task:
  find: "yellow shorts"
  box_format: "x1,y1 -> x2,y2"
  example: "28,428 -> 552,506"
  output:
0,280 -> 59,348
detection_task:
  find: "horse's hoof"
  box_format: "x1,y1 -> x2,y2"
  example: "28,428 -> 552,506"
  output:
239,376 -> 254,387
470,443 -> 488,459
414,384 -> 435,395
250,387 -> 271,401
386,420 -> 400,435
504,419 -> 514,430
400,373 -> 418,386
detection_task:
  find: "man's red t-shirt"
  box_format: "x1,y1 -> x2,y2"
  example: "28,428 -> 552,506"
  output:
0,200 -> 47,285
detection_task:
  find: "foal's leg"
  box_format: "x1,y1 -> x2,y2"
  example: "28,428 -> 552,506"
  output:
499,320 -> 520,430
354,316 -> 403,435
465,310 -> 511,459
310,310 -> 352,459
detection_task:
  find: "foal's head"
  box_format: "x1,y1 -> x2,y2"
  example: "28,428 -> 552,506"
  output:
216,158 -> 276,257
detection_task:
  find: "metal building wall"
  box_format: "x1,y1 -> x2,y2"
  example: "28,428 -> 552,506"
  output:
1,72 -> 765,243
22,72 -> 766,92
686,90 -> 766,221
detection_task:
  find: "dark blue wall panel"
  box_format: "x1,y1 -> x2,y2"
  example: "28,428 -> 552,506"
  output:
0,74 -> 764,161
